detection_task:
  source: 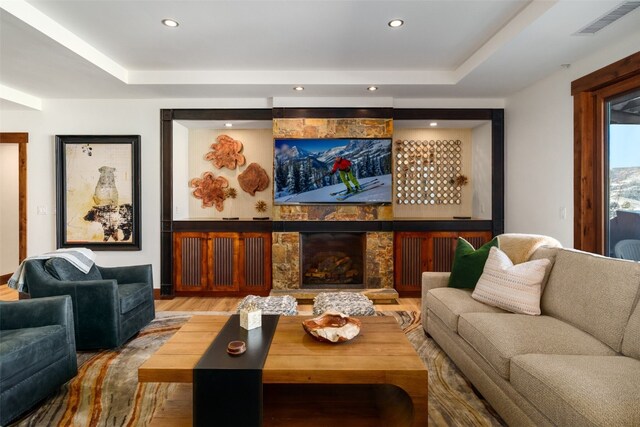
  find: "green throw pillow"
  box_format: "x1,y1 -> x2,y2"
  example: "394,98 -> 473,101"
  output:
448,237 -> 499,289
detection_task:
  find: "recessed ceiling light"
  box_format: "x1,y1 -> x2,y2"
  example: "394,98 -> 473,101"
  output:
388,19 -> 404,28
367,86 -> 378,91
293,86 -> 304,91
162,19 -> 179,28
224,123 -> 233,127
430,122 -> 438,127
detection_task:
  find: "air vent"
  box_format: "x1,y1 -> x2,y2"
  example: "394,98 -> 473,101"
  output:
576,1 -> 640,34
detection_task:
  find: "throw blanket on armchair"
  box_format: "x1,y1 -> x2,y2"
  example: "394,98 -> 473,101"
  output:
8,248 -> 96,293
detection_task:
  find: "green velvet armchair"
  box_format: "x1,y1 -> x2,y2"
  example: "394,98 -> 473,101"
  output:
22,259 -> 155,350
0,296 -> 78,425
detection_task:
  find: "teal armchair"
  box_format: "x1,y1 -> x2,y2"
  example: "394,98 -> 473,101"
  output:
0,296 -> 77,425
22,259 -> 155,350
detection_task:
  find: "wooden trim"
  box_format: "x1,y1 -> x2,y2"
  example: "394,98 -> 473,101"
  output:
273,107 -> 393,119
571,51 -> 640,95
0,133 -> 28,262
393,108 -> 493,120
572,51 -> 640,253
0,133 -> 28,144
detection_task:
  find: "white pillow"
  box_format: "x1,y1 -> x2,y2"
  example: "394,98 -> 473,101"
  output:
472,246 -> 551,315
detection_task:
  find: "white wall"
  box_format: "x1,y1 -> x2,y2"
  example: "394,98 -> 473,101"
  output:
472,122 -> 492,219
172,122 -> 190,220
0,144 -> 19,275
505,35 -> 640,247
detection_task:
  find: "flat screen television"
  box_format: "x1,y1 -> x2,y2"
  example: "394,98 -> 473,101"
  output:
274,138 -> 392,204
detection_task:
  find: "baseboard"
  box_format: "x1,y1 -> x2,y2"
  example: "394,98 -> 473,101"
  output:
0,273 -> 11,285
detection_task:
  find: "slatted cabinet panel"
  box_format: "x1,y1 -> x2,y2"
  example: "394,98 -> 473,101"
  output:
174,232 -> 210,292
394,231 -> 493,295
173,231 -> 272,295
242,233 -> 272,290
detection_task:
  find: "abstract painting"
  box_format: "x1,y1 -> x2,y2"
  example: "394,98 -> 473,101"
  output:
55,135 -> 141,250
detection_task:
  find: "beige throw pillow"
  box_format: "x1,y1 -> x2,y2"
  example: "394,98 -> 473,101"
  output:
472,246 -> 550,315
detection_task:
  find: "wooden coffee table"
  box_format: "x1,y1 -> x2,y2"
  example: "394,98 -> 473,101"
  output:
139,315 -> 428,426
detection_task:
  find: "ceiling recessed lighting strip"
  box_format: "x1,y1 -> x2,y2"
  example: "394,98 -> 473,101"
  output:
162,19 -> 179,28
293,86 -> 304,91
367,86 -> 378,91
388,19 -> 404,28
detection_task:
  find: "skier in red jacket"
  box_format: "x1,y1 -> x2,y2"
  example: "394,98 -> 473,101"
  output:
330,156 -> 361,194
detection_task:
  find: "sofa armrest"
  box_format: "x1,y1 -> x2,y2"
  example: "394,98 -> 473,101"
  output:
98,264 -> 152,285
421,272 -> 450,332
0,295 -> 74,331
422,272 -> 450,294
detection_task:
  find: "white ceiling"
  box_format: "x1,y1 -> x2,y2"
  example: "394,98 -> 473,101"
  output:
1,0 -> 639,109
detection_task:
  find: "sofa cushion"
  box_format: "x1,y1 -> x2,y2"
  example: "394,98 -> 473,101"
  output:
45,258 -> 102,282
541,248 -> 640,352
458,312 -> 617,380
426,287 -> 506,332
448,237 -> 499,289
511,354 -> 640,427
472,247 -> 550,315
0,325 -> 68,390
497,233 -> 562,264
118,282 -> 150,315
528,246 -> 560,292
622,301 -> 640,359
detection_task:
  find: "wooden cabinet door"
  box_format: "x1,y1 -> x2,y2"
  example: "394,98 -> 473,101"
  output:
239,232 -> 272,294
173,231 -> 272,295
394,231 -> 493,295
174,232 -> 211,292
209,232 -> 240,292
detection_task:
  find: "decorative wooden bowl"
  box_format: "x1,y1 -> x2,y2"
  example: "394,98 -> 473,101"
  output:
302,311 -> 362,343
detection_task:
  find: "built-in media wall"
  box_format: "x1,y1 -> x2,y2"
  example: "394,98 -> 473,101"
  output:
160,107 -> 504,297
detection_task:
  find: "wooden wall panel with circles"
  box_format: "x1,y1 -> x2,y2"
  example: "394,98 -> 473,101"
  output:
394,139 -> 463,206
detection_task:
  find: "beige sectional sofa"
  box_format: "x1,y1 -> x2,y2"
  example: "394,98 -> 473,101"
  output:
422,245 -> 640,426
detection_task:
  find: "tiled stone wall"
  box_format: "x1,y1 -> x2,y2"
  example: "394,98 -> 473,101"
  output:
271,117 -> 394,289
272,117 -> 394,221
272,231 -> 393,290
273,118 -> 393,140
272,232 -> 300,290
365,232 -> 394,289
274,204 -> 392,221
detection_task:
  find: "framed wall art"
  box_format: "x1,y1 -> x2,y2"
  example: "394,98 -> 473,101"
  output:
55,135 -> 141,250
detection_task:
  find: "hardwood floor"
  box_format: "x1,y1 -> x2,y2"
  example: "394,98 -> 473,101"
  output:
0,284 -> 18,301
0,285 -> 421,312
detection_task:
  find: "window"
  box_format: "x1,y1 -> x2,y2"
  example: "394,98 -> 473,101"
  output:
572,51 -> 640,255
606,89 -> 640,258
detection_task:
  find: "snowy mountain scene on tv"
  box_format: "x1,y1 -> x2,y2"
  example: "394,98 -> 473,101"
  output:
274,138 -> 392,204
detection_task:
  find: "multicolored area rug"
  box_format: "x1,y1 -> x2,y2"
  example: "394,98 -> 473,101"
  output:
11,311 -> 504,426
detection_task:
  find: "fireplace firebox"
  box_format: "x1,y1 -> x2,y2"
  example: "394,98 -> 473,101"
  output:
300,232 -> 366,289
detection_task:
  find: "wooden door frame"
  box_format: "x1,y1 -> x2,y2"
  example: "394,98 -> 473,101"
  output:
0,132 -> 28,283
572,51 -> 640,254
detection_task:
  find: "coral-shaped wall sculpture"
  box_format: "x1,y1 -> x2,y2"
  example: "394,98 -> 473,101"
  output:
189,172 -> 229,211
238,162 -> 270,196
205,134 -> 246,169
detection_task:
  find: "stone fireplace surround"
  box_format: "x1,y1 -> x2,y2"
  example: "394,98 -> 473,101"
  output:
270,115 -> 396,296
272,228 -> 393,292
